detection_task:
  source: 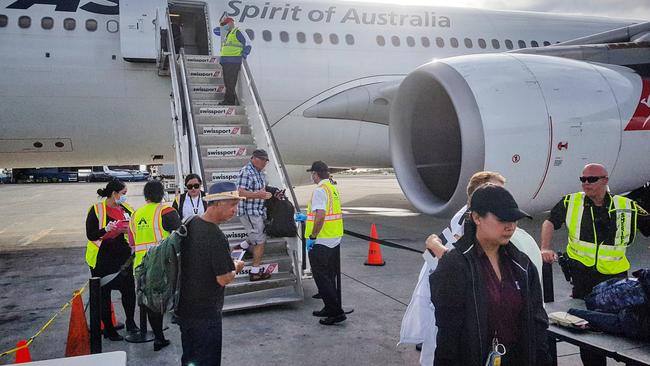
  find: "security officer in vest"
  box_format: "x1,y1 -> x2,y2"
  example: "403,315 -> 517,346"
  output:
130,181 -> 181,351
305,161 -> 346,325
219,17 -> 251,106
541,163 -> 650,366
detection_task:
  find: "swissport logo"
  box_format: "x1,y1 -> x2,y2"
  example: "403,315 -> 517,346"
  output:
203,126 -> 242,135
224,229 -> 247,240
625,78 -> 650,131
199,107 -> 236,116
185,56 -> 219,63
207,147 -> 247,157
190,70 -> 222,78
212,171 -> 239,181
192,85 -> 226,93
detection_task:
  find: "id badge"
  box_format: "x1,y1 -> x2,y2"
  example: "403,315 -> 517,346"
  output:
484,337 -> 506,366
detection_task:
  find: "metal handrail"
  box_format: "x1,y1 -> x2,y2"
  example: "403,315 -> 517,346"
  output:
178,49 -> 205,182
169,95 -> 184,190
242,60 -> 300,209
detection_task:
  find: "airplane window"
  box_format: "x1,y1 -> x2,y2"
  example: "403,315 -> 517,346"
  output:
86,19 -> 97,32
543,41 -> 551,46
41,17 -> 54,30
280,31 -> 289,43
330,33 -> 339,45
297,32 -> 306,43
0,15 -> 7,28
391,36 -> 400,47
505,39 -> 513,49
518,40 -> 526,48
406,36 -> 415,47
436,37 -> 444,48
18,16 -> 31,29
106,20 -> 118,33
421,37 -> 430,47
531,40 -> 539,47
464,38 -> 473,48
478,38 -> 487,49
245,29 -> 255,40
450,37 -> 459,48
345,34 -> 354,45
376,35 -> 386,46
64,18 -> 75,31
262,30 -> 272,42
491,39 -> 500,49
313,32 -> 323,44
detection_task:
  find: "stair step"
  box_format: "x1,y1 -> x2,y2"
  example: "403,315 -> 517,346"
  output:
225,272 -> 296,296
201,144 -> 254,158
222,286 -> 303,313
237,255 -> 293,274
204,168 -> 241,184
197,124 -> 254,146
184,55 -> 221,69
187,68 -> 224,84
189,84 -> 225,100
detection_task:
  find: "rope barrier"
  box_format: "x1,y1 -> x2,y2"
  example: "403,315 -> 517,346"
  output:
344,229 -> 423,254
0,282 -> 88,359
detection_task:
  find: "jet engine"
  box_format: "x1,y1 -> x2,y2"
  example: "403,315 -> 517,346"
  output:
390,53 -> 650,216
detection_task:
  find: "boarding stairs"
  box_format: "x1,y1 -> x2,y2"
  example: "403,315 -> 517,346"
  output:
159,17 -> 304,312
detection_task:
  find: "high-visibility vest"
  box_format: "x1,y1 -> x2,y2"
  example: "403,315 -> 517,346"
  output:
305,181 -> 343,239
564,192 -> 638,274
221,27 -> 244,57
85,200 -> 134,269
131,202 -> 171,268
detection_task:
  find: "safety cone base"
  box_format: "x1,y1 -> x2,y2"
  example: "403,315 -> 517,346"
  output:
364,259 -> 386,266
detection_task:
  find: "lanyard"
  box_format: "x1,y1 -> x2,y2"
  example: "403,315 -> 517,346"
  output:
188,194 -> 200,215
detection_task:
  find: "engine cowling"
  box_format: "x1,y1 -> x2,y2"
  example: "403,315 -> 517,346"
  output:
390,53 -> 650,216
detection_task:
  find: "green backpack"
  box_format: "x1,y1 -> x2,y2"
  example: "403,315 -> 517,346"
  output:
135,216 -> 195,315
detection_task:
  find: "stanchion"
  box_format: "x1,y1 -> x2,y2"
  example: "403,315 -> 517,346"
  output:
125,305 -> 155,343
543,262 -> 555,303
89,277 -> 102,354
336,246 -> 353,315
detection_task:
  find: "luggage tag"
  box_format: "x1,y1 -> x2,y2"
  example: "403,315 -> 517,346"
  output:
484,337 -> 506,366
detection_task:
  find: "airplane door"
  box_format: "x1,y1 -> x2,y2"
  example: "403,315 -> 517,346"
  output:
120,0 -> 167,60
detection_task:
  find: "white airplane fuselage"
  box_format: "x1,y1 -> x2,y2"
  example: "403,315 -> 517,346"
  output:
0,0 -> 636,170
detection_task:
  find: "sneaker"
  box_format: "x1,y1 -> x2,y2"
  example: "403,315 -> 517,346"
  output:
249,272 -> 271,281
312,308 -> 333,317
319,313 -> 346,326
153,339 -> 171,352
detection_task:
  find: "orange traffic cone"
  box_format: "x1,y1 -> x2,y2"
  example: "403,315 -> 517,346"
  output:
65,291 -> 90,357
364,224 -> 385,266
100,303 -> 122,330
14,340 -> 31,363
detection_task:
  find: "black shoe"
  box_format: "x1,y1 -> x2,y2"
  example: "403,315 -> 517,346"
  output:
312,293 -> 322,299
319,313 -> 346,325
103,332 -> 124,341
415,343 -> 422,352
249,272 -> 271,281
153,339 -> 171,351
125,320 -> 139,333
312,308 -> 333,317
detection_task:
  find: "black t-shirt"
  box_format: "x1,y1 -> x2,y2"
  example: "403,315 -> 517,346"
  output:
178,217 -> 235,318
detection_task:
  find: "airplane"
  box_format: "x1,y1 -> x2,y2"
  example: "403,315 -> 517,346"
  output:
1,0 -> 650,217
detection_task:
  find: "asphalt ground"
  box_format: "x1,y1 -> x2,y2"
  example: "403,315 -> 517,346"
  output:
1,175 -> 647,365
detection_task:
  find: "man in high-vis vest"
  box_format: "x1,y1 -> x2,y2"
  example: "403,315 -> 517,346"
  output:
305,161 -> 346,326
541,163 -> 650,366
219,17 -> 251,106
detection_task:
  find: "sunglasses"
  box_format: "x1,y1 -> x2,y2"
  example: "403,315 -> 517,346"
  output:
579,176 -> 607,184
186,183 -> 201,189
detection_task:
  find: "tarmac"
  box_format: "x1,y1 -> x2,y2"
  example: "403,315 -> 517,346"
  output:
1,175 -> 646,365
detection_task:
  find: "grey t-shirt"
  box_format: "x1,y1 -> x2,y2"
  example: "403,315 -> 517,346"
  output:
178,217 -> 235,318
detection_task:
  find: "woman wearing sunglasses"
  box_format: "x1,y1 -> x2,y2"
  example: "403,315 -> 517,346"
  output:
173,174 -> 207,220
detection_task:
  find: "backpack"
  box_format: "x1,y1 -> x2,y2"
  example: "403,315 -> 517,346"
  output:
265,197 -> 297,237
585,270 -> 650,313
135,216 -> 195,315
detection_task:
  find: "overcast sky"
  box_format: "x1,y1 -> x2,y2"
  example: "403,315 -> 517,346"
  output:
345,0 -> 650,21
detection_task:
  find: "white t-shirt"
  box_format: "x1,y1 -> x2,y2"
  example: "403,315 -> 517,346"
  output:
182,193 -> 205,219
310,181 -> 341,248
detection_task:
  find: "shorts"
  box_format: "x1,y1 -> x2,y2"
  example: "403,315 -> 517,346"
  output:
241,214 -> 266,245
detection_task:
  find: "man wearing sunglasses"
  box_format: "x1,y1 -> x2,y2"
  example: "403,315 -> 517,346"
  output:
540,163 -> 650,366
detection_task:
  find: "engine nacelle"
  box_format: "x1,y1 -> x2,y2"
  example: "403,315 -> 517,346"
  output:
390,53 -> 650,216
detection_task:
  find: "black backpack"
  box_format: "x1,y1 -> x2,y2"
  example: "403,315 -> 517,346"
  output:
265,197 -> 297,237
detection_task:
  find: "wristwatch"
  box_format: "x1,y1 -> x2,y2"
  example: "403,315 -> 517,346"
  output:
309,235 -> 317,240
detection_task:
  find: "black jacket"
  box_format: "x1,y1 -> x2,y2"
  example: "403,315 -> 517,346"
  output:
430,232 -> 550,366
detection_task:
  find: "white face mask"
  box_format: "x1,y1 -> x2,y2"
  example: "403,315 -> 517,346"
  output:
116,195 -> 127,204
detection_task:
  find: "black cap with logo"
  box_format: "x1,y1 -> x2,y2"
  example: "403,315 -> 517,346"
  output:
470,185 -> 532,222
251,149 -> 269,161
306,161 -> 329,173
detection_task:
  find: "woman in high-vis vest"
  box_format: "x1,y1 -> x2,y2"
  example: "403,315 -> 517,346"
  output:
85,179 -> 137,341
130,180 -> 181,351
172,173 -> 207,220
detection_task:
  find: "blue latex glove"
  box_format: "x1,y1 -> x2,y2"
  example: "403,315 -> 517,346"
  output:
294,212 -> 307,222
306,239 -> 315,252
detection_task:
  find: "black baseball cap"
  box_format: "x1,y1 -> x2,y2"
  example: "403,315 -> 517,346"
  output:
306,161 -> 329,173
251,149 -> 269,161
470,185 -> 532,222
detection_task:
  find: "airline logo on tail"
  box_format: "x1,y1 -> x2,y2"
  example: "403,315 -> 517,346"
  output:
625,79 -> 650,131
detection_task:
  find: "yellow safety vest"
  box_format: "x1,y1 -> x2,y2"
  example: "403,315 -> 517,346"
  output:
85,200 -> 134,269
305,181 -> 343,239
564,192 -> 638,274
131,202 -> 171,268
221,27 -> 244,57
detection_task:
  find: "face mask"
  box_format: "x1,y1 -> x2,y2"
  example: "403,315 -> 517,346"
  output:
222,24 -> 229,32
116,195 -> 127,204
